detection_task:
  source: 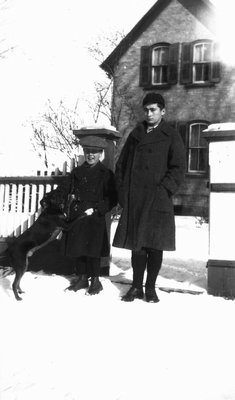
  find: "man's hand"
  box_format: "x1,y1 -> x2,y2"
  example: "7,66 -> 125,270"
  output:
85,208 -> 94,216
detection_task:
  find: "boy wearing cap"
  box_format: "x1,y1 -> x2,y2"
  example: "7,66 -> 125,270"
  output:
53,135 -> 117,295
113,93 -> 186,302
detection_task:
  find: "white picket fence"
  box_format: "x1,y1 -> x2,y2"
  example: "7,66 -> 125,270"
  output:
0,160 -> 75,239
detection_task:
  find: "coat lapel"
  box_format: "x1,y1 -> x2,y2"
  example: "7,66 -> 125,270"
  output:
132,120 -> 171,147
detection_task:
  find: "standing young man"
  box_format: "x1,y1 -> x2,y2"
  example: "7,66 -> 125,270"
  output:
113,93 -> 186,302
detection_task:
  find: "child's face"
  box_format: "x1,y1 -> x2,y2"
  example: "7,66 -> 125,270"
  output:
84,148 -> 103,167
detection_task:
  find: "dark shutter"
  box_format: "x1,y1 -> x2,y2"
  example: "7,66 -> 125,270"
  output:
180,43 -> 192,84
211,42 -> 221,83
177,122 -> 188,170
139,46 -> 151,87
168,43 -> 179,84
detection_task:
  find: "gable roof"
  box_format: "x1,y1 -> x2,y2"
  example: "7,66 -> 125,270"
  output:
100,0 -> 216,75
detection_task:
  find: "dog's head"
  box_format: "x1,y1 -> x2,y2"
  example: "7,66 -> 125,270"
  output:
40,190 -> 67,215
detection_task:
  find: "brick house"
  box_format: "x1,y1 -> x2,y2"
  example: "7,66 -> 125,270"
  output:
100,0 -> 235,217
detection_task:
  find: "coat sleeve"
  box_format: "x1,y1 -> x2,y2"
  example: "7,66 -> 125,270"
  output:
160,129 -> 186,195
95,170 -> 118,215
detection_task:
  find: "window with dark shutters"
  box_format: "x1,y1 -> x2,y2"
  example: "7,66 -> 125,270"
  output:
180,40 -> 221,86
139,43 -> 179,88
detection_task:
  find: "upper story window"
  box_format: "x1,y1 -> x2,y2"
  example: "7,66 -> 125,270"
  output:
193,42 -> 211,83
139,40 -> 220,88
180,39 -> 220,85
152,45 -> 169,84
139,43 -> 179,88
177,121 -> 209,174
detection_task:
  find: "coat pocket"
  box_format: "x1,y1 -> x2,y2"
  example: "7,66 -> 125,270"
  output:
154,185 -> 173,212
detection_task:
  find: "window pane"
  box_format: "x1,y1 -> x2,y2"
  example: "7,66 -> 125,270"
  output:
152,67 -> 161,83
203,64 -> 210,81
194,64 -> 210,83
194,44 -> 203,62
152,48 -> 161,65
190,125 -> 200,146
189,149 -> 198,171
152,66 -> 168,84
161,47 -> 169,64
204,43 -> 211,61
199,133 -> 208,147
194,64 -> 203,81
152,46 -> 169,65
198,149 -> 208,171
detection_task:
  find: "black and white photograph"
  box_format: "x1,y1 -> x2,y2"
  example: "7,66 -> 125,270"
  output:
1,0 -> 235,399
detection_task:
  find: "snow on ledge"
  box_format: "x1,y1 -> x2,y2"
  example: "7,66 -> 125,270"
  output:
206,122 -> 235,131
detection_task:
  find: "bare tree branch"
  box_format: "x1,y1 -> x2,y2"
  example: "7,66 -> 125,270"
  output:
30,100 -> 83,167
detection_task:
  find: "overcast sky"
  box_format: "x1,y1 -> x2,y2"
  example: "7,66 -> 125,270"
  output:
0,0 -> 234,172
0,0 -> 158,171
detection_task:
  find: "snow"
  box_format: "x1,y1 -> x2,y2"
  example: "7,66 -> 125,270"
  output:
1,217 -> 235,400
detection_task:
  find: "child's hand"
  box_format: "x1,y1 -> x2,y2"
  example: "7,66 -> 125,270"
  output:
85,208 -> 94,216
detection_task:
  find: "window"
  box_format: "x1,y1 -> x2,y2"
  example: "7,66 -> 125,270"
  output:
140,43 -> 179,88
152,46 -> 169,84
193,42 -> 211,83
177,121 -> 209,174
188,123 -> 208,173
180,40 -> 220,85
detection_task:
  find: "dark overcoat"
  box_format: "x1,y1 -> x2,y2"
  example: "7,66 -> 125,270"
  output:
58,161 -> 117,258
113,119 -> 186,251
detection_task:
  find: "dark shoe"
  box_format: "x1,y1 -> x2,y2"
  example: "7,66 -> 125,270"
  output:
121,287 -> 144,302
145,288 -> 160,303
87,277 -> 103,295
66,274 -> 88,291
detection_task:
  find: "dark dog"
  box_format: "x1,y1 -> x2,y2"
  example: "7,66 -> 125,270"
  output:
5,189 -> 83,301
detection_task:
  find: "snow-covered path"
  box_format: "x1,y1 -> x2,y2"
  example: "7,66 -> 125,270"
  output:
1,217 -> 235,400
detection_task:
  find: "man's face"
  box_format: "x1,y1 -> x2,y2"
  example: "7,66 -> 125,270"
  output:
84,148 -> 102,166
143,103 -> 165,126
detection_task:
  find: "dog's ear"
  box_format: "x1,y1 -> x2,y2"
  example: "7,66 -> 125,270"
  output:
41,202 -> 48,209
40,198 -> 49,209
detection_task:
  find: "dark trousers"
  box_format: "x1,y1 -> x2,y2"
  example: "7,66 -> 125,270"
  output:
76,256 -> 101,277
131,248 -> 163,290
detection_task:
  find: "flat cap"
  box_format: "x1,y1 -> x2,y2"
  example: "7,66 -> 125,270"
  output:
79,135 -> 107,150
142,93 -> 165,108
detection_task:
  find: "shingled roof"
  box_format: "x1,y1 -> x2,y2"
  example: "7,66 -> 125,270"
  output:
100,0 -> 216,75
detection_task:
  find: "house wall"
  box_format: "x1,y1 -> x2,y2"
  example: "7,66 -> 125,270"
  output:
112,0 -> 235,216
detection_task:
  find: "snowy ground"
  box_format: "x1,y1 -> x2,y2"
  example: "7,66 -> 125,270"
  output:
1,217 -> 235,400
